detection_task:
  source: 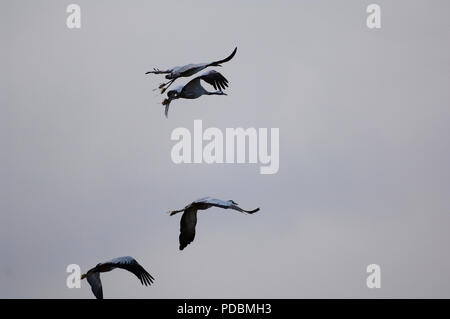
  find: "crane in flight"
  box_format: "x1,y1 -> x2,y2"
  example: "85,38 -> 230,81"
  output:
146,47 -> 237,94
161,70 -> 229,118
81,256 -> 154,299
168,197 -> 260,250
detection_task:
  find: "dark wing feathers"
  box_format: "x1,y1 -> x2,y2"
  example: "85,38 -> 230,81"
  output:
86,272 -> 103,299
106,257 -> 154,286
118,261 -> 154,286
200,71 -> 229,91
231,205 -> 260,214
209,47 -> 237,67
179,208 -> 197,250
206,202 -> 259,214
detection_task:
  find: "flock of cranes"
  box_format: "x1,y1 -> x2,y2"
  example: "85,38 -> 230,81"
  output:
146,47 -> 237,117
81,48 -> 259,299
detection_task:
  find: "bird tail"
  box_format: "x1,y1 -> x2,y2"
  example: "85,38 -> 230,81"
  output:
209,47 -> 237,67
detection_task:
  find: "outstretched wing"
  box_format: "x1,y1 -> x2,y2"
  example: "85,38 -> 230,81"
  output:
209,47 -> 237,67
229,204 -> 260,214
86,272 -> 103,299
194,197 -> 260,214
172,63 -> 209,78
179,207 -> 198,250
105,256 -> 154,286
199,70 -> 229,91
166,47 -> 237,79
193,197 -> 230,208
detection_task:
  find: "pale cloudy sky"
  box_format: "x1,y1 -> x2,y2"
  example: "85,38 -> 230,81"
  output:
1,0 -> 449,298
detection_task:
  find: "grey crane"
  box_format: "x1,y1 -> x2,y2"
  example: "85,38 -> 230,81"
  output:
146,47 -> 237,94
161,70 -> 229,118
81,256 -> 154,299
169,197 -> 260,250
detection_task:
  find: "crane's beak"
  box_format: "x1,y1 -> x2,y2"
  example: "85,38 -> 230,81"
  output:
81,274 -> 87,280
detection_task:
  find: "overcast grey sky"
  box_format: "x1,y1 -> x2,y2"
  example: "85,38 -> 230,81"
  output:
1,0 -> 450,298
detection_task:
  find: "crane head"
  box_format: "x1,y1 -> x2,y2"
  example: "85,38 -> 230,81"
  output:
167,89 -> 180,100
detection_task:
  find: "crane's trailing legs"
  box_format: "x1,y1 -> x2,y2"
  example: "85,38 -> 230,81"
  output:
145,68 -> 170,75
146,68 -> 175,93
157,79 -> 175,94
